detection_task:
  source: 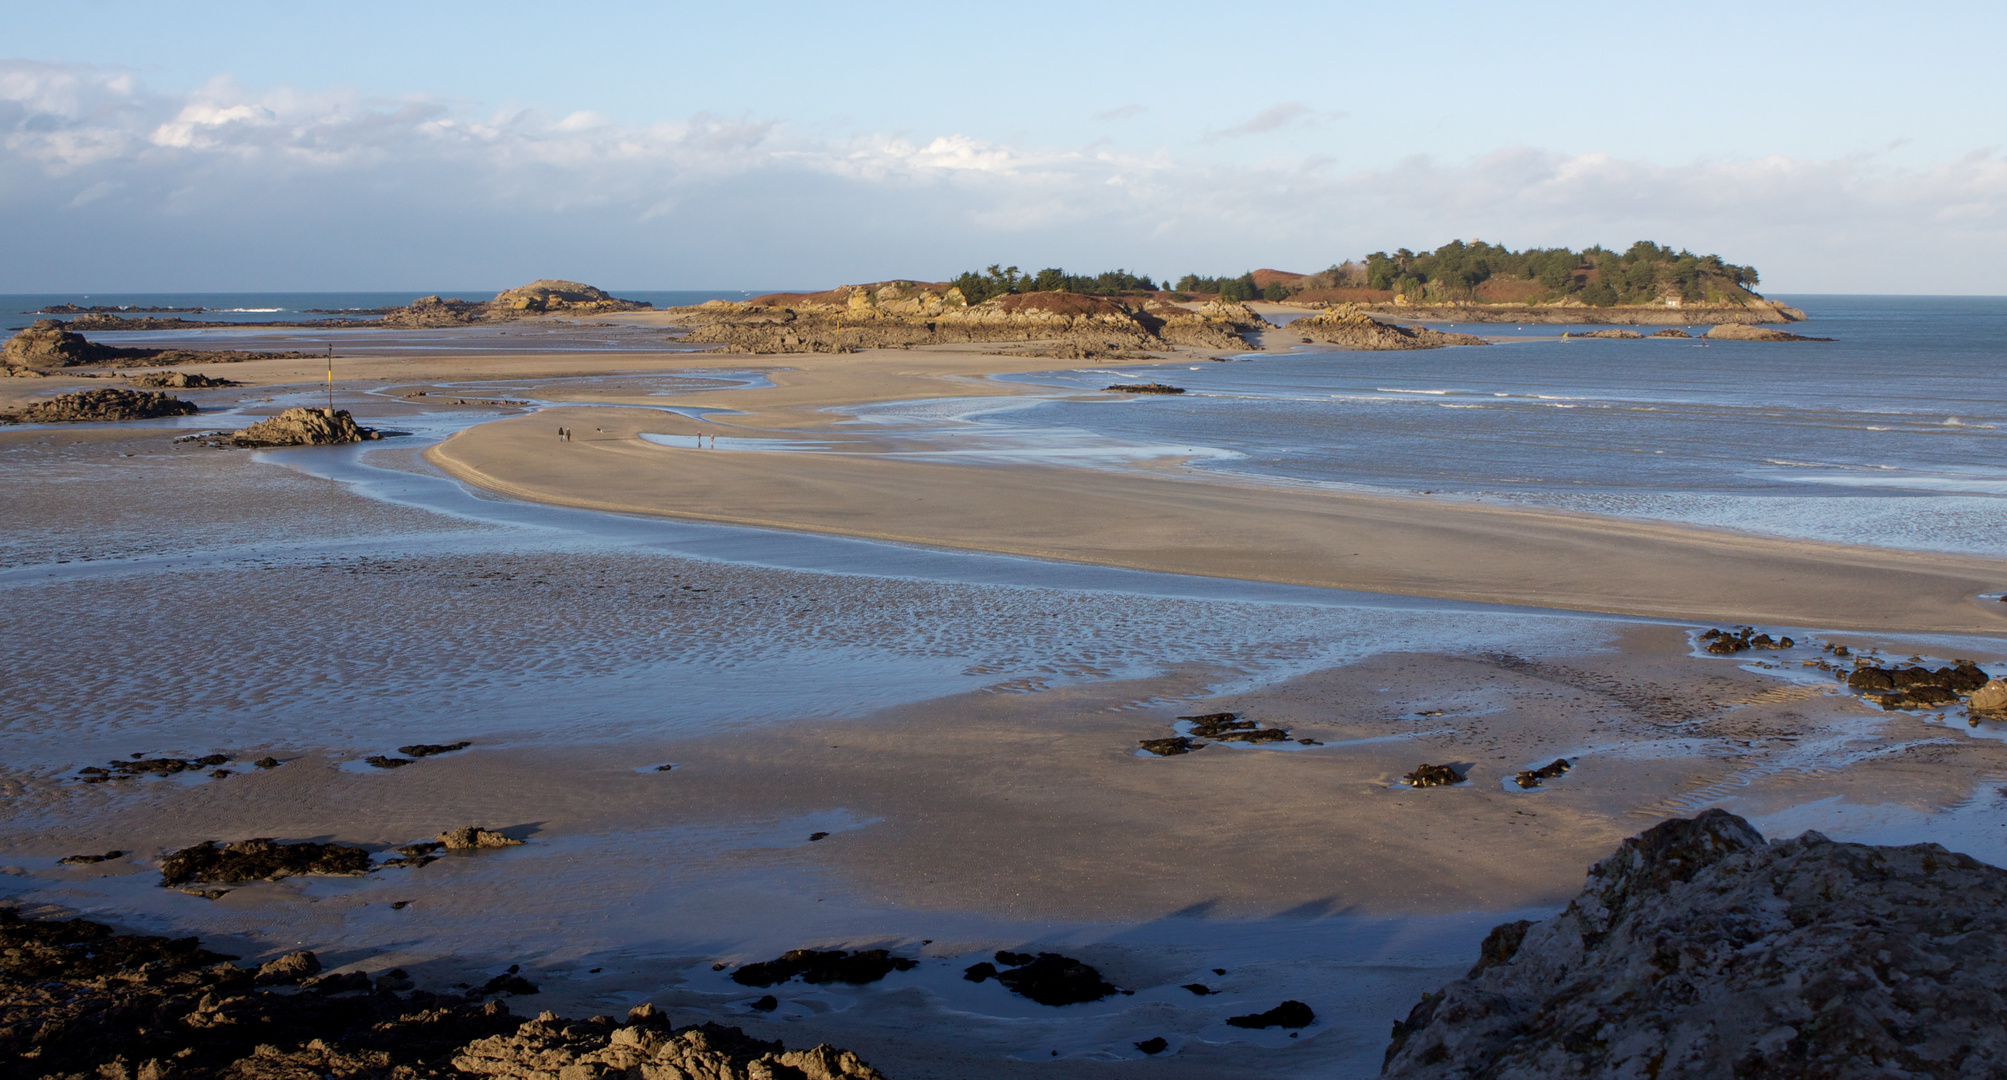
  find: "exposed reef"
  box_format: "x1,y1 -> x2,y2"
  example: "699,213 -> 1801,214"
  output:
1296,309 -> 1489,350
1704,323 -> 1835,342
962,951 -> 1118,1006
1,319 -> 313,371
378,280 -> 652,327
4,388 -> 197,424
158,838 -> 374,887
1382,810 -> 2007,1077
730,949 -> 919,988
0,908 -> 883,1079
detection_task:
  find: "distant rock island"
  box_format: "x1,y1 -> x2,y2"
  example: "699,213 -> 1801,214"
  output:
1212,241 -> 1802,324
31,281 -> 654,333
1,319 -> 313,374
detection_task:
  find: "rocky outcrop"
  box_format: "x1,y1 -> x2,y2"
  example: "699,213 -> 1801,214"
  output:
666,284 -> 1266,355
7,388 -> 197,423
1971,678 -> 2007,715
231,407 -> 380,446
127,370 -> 238,388
1403,763 -> 1465,787
0,907 -> 882,1079
1382,809 -> 2007,1077
1105,382 -> 1185,394
158,838 -> 374,887
1298,309 -> 1489,350
3,318 -> 312,369
730,949 -> 918,988
1699,626 -> 1795,654
962,951 -> 1118,1005
1512,758 -> 1572,789
439,826 -> 523,851
76,753 -> 231,783
376,280 -> 652,327
1704,322 -> 1834,342
1648,328 -> 1693,338
1843,661 -> 1992,710
1569,329 -> 1643,339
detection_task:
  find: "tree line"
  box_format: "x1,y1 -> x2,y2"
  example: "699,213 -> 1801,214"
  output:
950,265 -> 1158,303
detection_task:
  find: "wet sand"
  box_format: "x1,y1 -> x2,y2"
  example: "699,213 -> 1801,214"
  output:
5,333 -> 2007,1076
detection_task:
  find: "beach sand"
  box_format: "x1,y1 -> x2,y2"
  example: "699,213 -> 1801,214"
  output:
4,333 -> 2006,1076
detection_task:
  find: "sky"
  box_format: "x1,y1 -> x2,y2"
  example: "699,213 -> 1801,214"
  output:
1,0 -> 2002,293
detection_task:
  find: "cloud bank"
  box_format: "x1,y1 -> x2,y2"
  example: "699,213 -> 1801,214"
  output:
2,61 -> 2002,292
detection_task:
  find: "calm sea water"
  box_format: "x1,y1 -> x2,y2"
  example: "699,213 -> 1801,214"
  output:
999,295 -> 2007,556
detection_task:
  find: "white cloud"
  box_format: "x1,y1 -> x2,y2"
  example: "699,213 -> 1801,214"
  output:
0,60 -> 2001,292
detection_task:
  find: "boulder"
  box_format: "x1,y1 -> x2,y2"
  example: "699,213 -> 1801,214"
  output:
730,949 -> 918,988
2,319 -> 116,369
1382,810 -> 2007,1077
962,951 -> 1117,1006
1971,678 -> 2007,714
10,388 -> 197,423
1403,763 -> 1465,787
439,826 -> 523,851
254,950 -> 322,985
231,407 -> 380,446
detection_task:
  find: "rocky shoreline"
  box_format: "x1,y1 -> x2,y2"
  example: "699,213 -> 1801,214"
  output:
1319,296 -> 1807,326
0,906 -> 884,1079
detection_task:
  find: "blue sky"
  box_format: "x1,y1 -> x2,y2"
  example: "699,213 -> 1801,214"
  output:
2,0 -> 2002,292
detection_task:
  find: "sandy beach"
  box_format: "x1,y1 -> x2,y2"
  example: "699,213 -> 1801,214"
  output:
4,326 -> 2006,1076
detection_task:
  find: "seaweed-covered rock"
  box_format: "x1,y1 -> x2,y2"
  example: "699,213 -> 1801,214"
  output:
127,370 -> 238,388
10,388 -> 197,423
1699,626 -> 1795,654
399,740 -> 471,757
1139,736 -> 1201,756
1403,763 -> 1465,788
1177,711 -> 1293,743
731,948 -> 918,987
231,406 -> 380,446
1382,809 -> 2007,1077
439,826 -> 523,851
1512,758 -> 1572,790
1105,382 -> 1185,394
158,837 -> 373,886
1846,661 -> 1993,710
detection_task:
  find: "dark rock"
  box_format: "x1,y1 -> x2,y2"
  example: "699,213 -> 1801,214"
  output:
1226,1000 -> 1315,1029
158,837 -> 374,886
976,952 -> 1118,1006
1104,382 -> 1185,394
1847,661 -> 1993,709
365,754 -> 414,768
478,972 -> 539,996
8,388 -> 198,423
1176,711 -> 1294,743
397,741 -> 471,757
1403,763 -> 1465,787
1139,736 -> 1201,756
56,850 -> 124,865
808,831 -> 830,841
253,756 -> 281,768
1382,809 -> 2007,1077
995,950 -> 1034,966
751,994 -> 778,1011
1136,1036 -> 1168,1054
962,961 -> 998,982
1182,983 -> 1215,995
1512,758 -> 1573,790
731,949 -> 919,988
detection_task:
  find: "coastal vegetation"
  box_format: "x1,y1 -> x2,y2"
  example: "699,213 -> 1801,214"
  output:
949,265 -> 1157,303
1187,241 -> 1763,307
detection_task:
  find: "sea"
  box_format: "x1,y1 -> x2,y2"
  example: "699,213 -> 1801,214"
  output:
993,295 -> 2007,556
6,291 -> 2003,556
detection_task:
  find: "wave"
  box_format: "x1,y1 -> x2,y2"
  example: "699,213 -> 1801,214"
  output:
1375,387 -> 1452,395
215,307 -> 284,313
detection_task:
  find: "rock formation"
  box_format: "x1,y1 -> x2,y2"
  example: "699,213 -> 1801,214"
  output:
230,407 -> 380,446
0,907 -> 882,1079
1843,661 -> 1993,710
2,319 -> 312,370
730,949 -> 919,988
1703,323 -> 1835,342
1570,329 -> 1644,339
1381,809 -> 2007,1077
1297,309 -> 1489,350
6,388 -> 197,423
664,282 -> 1267,354
962,951 -> 1118,1006
158,838 -> 374,887
127,370 -> 239,388
376,280 -> 652,327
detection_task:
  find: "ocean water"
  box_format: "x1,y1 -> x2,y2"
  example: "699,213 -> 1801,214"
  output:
0,290 -> 756,326
991,295 -> 2007,555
